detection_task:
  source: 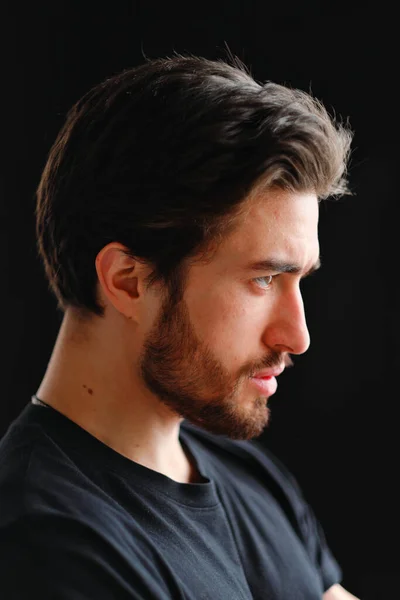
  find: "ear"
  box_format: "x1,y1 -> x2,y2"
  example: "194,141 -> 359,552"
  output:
95,243 -> 152,320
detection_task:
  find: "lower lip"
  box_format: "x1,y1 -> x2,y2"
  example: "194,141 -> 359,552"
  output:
249,376 -> 278,397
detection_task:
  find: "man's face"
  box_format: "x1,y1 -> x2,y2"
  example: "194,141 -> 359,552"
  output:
139,188 -> 320,440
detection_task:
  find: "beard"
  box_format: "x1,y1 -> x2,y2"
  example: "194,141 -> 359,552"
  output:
139,289 -> 289,441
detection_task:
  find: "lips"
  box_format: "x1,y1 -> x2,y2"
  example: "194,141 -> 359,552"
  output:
248,365 -> 285,398
252,365 -> 285,379
249,374 -> 278,397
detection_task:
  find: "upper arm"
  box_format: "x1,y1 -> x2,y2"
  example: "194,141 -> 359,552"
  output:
323,583 -> 360,600
0,513 -> 167,600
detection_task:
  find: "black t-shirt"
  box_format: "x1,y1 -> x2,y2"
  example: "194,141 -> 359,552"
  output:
0,401 -> 342,599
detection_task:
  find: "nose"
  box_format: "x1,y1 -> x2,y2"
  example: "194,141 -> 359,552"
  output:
262,286 -> 310,355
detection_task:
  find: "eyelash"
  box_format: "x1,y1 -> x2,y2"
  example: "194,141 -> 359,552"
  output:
253,275 -> 275,290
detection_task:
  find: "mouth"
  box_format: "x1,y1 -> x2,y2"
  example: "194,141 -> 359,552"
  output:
249,374 -> 278,397
251,365 -> 285,379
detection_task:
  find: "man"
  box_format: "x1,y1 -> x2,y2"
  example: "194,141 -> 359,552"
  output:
0,55 -> 359,598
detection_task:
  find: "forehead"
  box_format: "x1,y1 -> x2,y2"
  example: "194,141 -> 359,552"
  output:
213,188 -> 320,269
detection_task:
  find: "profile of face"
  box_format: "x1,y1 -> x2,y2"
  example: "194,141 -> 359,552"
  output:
139,189 -> 320,440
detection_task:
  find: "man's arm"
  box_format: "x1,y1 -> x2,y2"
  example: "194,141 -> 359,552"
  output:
1,513 -> 167,600
323,583 -> 360,599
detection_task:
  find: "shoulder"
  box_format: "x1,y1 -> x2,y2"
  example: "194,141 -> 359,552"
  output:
0,417 -> 125,598
0,411 -> 47,521
181,422 -> 344,591
181,420 -> 297,481
181,420 -> 304,507
0,408 -> 102,527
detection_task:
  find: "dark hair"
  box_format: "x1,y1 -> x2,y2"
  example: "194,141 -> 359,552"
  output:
36,54 -> 352,318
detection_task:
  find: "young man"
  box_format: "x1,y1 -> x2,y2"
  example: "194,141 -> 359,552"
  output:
0,55 -> 358,599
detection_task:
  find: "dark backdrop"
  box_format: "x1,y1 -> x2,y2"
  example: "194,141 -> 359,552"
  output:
3,3 -> 399,598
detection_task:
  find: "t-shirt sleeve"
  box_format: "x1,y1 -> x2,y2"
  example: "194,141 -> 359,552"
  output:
0,513 -> 172,600
294,492 -> 343,591
249,440 -> 343,592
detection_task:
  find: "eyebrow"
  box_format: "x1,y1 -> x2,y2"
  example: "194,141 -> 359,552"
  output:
245,257 -> 321,278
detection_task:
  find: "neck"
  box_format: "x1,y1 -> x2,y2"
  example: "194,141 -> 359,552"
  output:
36,311 -> 199,483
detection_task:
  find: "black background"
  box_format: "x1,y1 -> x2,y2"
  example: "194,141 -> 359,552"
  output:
2,3 -> 399,598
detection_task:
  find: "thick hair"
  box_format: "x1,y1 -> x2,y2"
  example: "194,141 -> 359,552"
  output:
36,54 -> 352,318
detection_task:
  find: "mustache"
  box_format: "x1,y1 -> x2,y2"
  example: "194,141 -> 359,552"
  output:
284,354 -> 294,368
247,352 -> 294,377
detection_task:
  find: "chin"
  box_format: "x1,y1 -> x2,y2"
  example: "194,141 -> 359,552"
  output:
192,402 -> 270,441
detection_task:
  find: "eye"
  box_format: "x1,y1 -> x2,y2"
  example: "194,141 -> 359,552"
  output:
253,275 -> 274,290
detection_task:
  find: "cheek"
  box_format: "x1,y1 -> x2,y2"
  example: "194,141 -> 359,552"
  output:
192,291 -> 264,355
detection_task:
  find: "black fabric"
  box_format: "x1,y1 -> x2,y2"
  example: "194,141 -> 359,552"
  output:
0,401 -> 342,599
